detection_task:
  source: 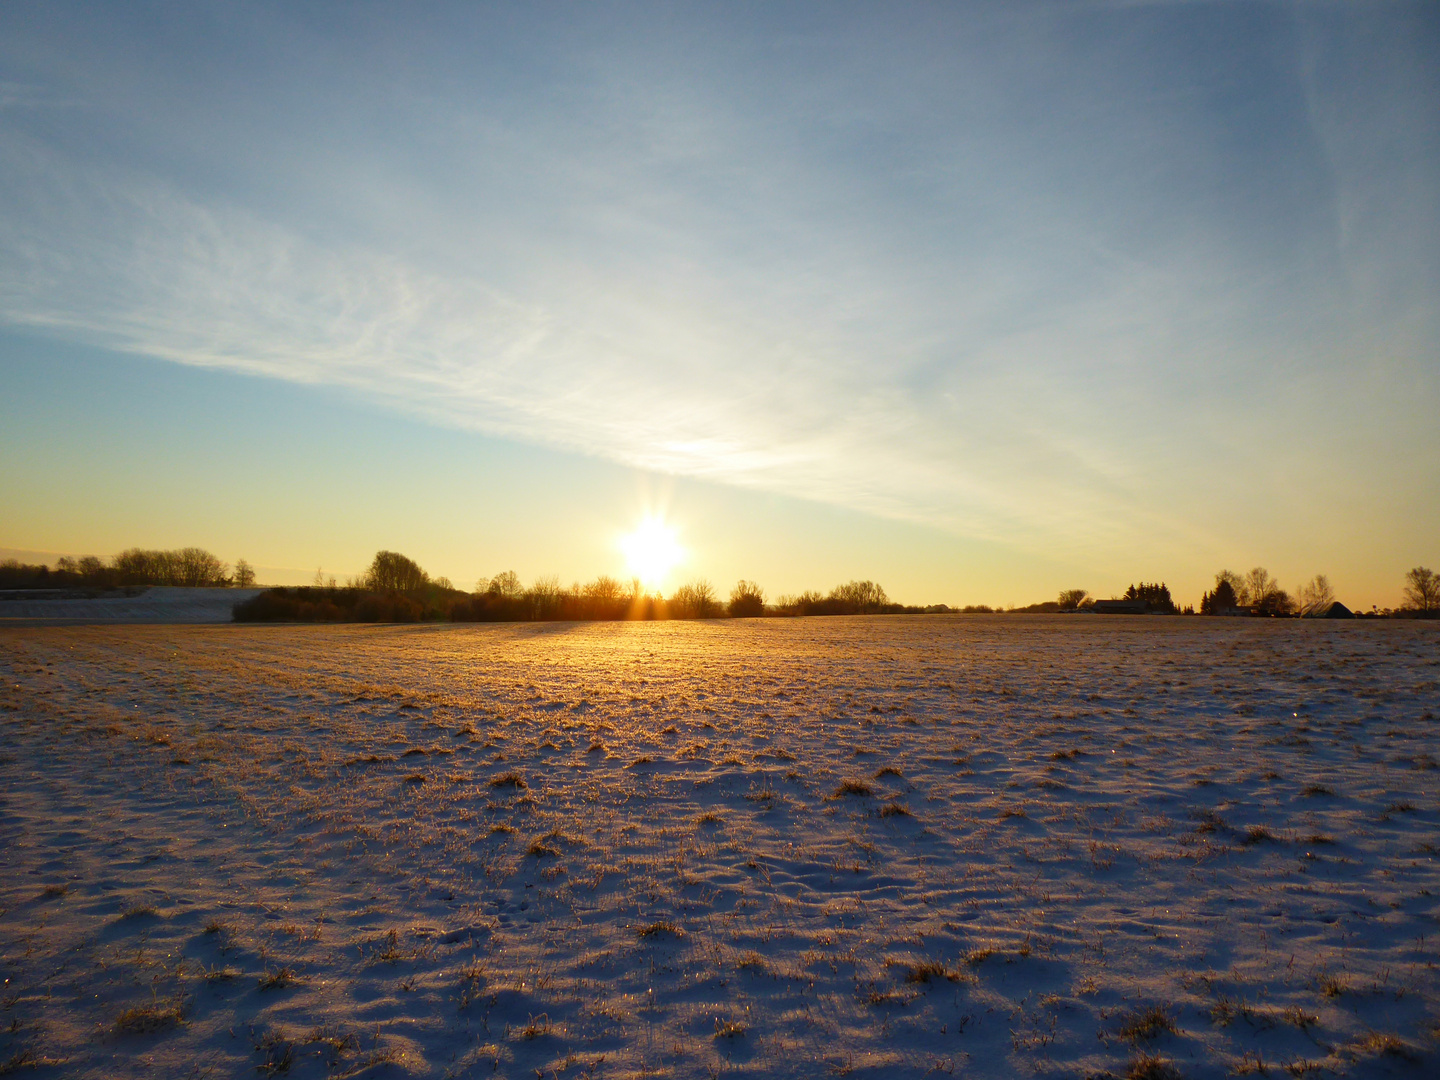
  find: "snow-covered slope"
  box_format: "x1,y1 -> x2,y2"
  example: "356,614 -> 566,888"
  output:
0,586 -> 263,623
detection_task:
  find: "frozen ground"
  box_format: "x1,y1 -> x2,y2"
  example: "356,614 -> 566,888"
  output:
0,617 -> 1436,1079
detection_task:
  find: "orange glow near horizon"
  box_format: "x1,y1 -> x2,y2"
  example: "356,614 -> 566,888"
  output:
619,516 -> 684,590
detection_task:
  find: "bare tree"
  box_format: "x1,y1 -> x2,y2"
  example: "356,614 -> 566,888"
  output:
670,580 -> 719,619
1057,588 -> 1090,611
1241,567 -> 1275,607
525,575 -> 563,618
234,559 -> 256,588
829,580 -> 889,612
583,576 -> 625,604
481,570 -> 523,598
1404,566 -> 1439,613
1297,574 -> 1334,616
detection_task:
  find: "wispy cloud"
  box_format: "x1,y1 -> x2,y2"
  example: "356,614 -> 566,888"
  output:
0,137 -> 1201,552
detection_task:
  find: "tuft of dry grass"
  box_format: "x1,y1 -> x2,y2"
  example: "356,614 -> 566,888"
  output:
39,883 -> 68,899
257,967 -> 297,991
517,1014 -> 551,1040
1126,1053 -> 1182,1080
488,771 -> 527,789
255,1033 -> 293,1077
1208,996 -> 1238,1026
878,801 -> 910,818
900,959 -> 956,984
1194,811 -> 1227,834
736,951 -> 767,971
1282,1005 -> 1317,1031
1117,1005 -> 1177,1044
636,921 -> 684,939
713,1018 -> 745,1039
1301,784 -> 1335,797
0,1049 -> 54,1074
114,998 -> 186,1035
832,780 -> 873,798
525,839 -> 560,858
872,766 -> 903,779
1352,1031 -> 1416,1061
1241,825 -> 1276,845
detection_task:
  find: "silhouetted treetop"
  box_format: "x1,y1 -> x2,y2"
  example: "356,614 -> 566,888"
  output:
1123,582 -> 1175,614
366,550 -> 428,593
729,580 -> 765,618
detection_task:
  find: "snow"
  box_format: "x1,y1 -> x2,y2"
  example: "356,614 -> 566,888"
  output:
0,586 -> 264,624
0,616 -> 1436,1078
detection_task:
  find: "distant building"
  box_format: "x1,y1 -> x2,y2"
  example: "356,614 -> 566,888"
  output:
1093,599 -> 1150,614
1308,601 -> 1354,619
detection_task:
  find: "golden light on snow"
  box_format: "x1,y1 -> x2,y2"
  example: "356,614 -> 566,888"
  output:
619,516 -> 684,589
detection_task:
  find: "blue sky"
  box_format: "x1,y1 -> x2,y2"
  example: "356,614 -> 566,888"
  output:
2,2 -> 1436,606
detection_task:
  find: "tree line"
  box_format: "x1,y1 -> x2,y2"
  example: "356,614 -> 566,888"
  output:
0,548 -> 255,590
6,546 -> 1436,620
1040,566 -> 1438,617
232,550 -> 950,623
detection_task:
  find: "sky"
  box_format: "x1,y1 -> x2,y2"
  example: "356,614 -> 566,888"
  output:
1,1 -> 1437,608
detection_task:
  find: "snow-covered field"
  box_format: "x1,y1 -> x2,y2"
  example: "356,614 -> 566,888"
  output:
1,617 -> 1436,1079
0,587 -> 264,624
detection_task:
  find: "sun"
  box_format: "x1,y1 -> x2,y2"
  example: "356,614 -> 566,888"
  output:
619,517 -> 684,589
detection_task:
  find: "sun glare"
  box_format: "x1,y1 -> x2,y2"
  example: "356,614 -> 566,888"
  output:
619,517 -> 684,589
